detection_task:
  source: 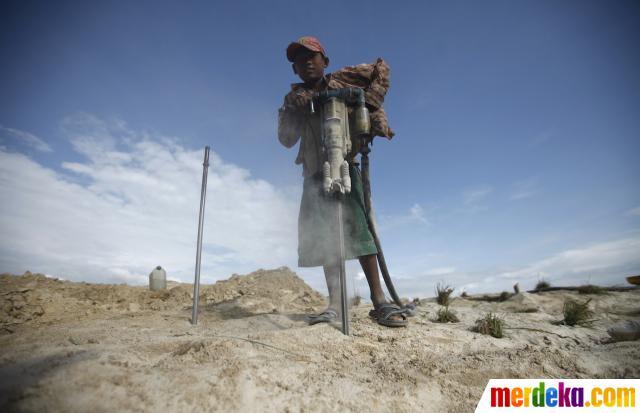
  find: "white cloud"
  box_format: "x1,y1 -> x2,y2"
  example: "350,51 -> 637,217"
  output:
495,237 -> 640,287
424,266 -> 456,276
510,178 -> 537,201
364,237 -> 640,298
462,185 -> 493,205
627,207 -> 640,216
0,125 -> 53,152
0,114 -> 299,284
379,202 -> 430,230
409,203 -> 428,223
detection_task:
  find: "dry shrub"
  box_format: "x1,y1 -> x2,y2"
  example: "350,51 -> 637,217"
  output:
434,306 -> 459,323
350,295 -> 362,307
535,279 -> 551,291
577,285 -> 606,295
563,298 -> 594,326
435,283 -> 454,306
472,313 -> 504,338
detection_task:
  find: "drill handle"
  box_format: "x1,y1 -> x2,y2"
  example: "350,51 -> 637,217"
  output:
312,88 -> 366,106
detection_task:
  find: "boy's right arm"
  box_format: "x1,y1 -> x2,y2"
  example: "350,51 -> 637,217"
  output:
277,105 -> 302,148
278,90 -> 311,148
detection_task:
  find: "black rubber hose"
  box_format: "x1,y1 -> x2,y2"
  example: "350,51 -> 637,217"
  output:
359,143 -> 406,310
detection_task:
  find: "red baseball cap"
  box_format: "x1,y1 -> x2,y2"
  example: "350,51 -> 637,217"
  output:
286,36 -> 327,62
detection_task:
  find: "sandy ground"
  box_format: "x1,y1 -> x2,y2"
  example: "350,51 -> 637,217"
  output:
1,269 -> 639,412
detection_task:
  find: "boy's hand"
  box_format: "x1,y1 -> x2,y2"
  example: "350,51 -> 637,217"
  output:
292,94 -> 311,108
284,90 -> 313,113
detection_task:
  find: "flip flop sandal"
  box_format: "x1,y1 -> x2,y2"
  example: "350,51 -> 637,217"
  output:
369,303 -> 408,327
307,309 -> 338,325
368,303 -> 417,317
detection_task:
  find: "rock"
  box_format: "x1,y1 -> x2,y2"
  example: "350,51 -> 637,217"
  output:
607,320 -> 640,342
69,336 -> 82,345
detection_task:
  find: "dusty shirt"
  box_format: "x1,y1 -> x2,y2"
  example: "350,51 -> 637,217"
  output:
278,58 -> 394,177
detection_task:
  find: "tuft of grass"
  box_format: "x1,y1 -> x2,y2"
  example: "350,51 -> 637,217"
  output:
498,291 -> 512,302
562,298 -> 594,326
350,295 -> 362,307
435,283 -> 454,306
434,306 -> 460,323
472,313 -> 504,338
535,279 -> 551,291
577,284 -> 606,295
460,291 -> 469,298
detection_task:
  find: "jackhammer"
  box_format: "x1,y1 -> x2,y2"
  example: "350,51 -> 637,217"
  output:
312,88 -> 412,335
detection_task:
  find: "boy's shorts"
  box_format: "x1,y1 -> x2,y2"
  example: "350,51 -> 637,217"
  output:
298,163 -> 378,267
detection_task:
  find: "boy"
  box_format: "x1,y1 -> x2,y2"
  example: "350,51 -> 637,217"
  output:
278,36 -> 408,327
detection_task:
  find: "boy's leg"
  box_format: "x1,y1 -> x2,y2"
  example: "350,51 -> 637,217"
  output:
358,254 -> 386,305
359,254 -> 405,322
318,255 -> 405,324
306,262 -> 340,324
323,261 -> 341,312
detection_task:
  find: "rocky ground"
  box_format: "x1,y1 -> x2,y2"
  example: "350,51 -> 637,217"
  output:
1,269 -> 639,412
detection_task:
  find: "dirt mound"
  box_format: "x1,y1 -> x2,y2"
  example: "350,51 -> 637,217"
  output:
0,268 -> 326,332
200,267 -> 325,316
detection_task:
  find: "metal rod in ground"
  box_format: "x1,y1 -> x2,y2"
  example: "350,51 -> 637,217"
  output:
337,200 -> 350,335
191,146 -> 210,325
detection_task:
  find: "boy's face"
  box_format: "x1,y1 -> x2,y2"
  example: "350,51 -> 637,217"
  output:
292,49 -> 328,84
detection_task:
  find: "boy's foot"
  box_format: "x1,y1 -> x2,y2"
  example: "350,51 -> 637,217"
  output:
306,308 -> 338,325
369,303 -> 408,327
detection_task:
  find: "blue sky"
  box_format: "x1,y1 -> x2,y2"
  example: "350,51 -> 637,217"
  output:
1,0 -> 639,297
